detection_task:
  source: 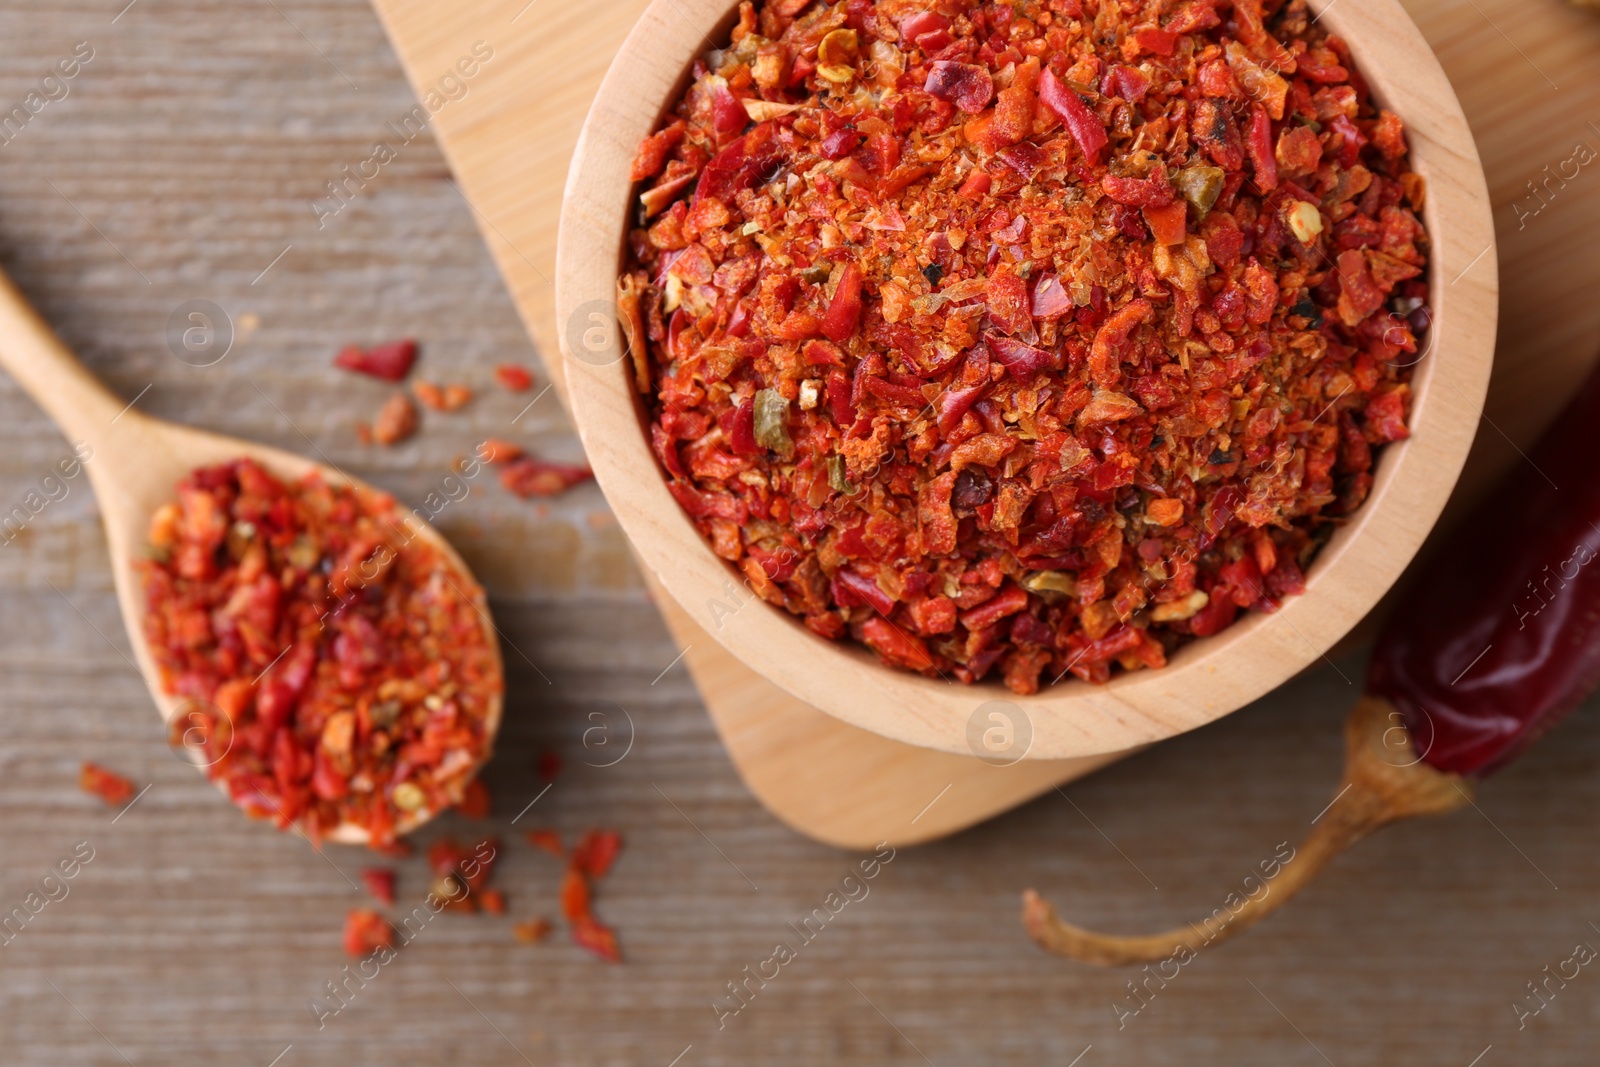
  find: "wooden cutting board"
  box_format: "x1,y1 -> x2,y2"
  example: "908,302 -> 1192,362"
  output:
366,0 -> 1600,848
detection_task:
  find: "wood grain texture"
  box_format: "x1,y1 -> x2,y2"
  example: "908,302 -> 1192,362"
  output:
556,0 -> 1497,760
0,2 -> 1599,1066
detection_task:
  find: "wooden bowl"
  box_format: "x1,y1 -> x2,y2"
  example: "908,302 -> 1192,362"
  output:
556,0 -> 1498,761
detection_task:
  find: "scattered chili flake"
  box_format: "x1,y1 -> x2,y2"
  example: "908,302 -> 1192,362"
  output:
560,867 -> 591,923
361,867 -> 397,906
372,393 -> 419,446
412,381 -> 474,413
481,888 -> 507,916
558,826 -> 624,961
536,749 -> 563,783
498,457 -> 594,499
514,918 -> 552,944
479,439 -> 526,465
624,0 -> 1428,693
334,339 -> 417,382
456,777 -> 492,819
494,364 -> 535,392
424,836 -> 501,913
413,380 -> 447,410
572,918 -> 622,963
462,838 -> 500,892
342,909 -> 395,957
571,829 -> 622,880
525,829 -> 564,858
79,762 -> 136,807
427,838 -> 467,877
141,459 -> 501,848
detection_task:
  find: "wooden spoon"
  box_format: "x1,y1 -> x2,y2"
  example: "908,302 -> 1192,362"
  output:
0,270 -> 504,846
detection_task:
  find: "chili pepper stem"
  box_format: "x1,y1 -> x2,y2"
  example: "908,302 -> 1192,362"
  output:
1021,696 -> 1474,965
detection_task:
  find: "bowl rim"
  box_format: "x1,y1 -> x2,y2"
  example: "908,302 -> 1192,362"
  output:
555,0 -> 1498,760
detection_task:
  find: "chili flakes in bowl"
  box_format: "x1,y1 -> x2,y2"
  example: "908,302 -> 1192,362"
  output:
623,0 -> 1428,693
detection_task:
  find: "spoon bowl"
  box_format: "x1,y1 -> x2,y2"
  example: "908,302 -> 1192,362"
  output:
0,270 -> 504,845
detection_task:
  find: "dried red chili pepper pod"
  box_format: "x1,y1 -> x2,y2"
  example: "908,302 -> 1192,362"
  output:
1365,363 -> 1600,776
1024,358 -> 1600,964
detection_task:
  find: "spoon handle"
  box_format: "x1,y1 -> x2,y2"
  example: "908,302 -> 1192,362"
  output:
0,268 -> 135,454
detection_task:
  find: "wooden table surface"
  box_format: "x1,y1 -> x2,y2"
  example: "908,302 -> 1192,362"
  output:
2,2 -> 1599,1065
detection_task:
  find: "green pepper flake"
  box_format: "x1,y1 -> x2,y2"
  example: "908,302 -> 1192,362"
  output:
753,388 -> 794,458
828,454 -> 857,495
1174,164 -> 1225,216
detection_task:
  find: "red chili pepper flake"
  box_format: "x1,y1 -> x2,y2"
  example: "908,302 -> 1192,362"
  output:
572,918 -> 622,963
925,61 -> 994,114
624,0 -> 1427,693
478,439 -> 526,465
342,909 -> 395,957
79,762 -> 136,807
535,749 -> 563,783
570,829 -> 622,881
556,827 -> 625,961
524,829 -> 564,858
455,778 -> 492,820
413,381 -> 445,411
1038,68 -> 1107,161
498,457 -> 594,499
462,837 -> 500,891
494,364 -> 535,392
141,459 -> 501,849
424,835 -> 500,913
560,866 -> 591,923
412,381 -> 474,413
427,838 -> 468,879
371,393 -> 419,446
480,888 -> 507,916
513,918 -> 552,944
334,339 -> 417,382
428,836 -> 499,890
361,867 -> 396,906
